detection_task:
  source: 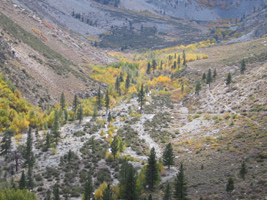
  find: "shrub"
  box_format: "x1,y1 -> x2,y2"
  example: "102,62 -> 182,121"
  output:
223,112 -> 231,119
52,148 -> 57,155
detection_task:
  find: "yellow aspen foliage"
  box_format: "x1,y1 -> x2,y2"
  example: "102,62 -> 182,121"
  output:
94,189 -> 103,200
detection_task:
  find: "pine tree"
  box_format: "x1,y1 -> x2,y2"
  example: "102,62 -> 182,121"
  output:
146,62 -> 151,74
77,105 -> 83,124
173,61 -> 177,69
111,136 -> 119,159
45,190 -> 51,200
102,184 -> 113,200
159,60 -> 163,70
52,110 -> 60,145
202,73 -> 206,81
125,73 -> 131,91
240,59 -> 246,74
60,92 -> 66,110
72,94 -> 78,114
122,164 -> 138,200
145,147 -> 159,189
35,128 -> 39,139
226,72 -> 232,89
206,69 -> 212,88
152,59 -> 157,73
97,86 -> 102,109
19,170 -> 26,189
183,50 -> 186,66
53,183 -> 60,200
46,133 -> 50,150
226,178 -> 234,196
84,173 -> 94,200
178,55 -> 181,68
239,161 -> 248,180
105,90 -> 110,113
0,133 -> 11,155
163,143 -> 174,169
108,112 -> 112,123
174,163 -> 188,200
63,109 -> 68,122
213,68 -> 217,78
67,150 -> 72,162
138,84 -> 145,114
163,182 -> 171,200
148,194 -> 153,200
195,81 -> 201,95
119,72 -> 124,82
25,128 -> 33,167
115,77 -> 120,93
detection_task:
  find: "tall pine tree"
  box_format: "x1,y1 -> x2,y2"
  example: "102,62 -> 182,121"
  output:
77,105 -> 83,124
174,163 -> 188,200
226,72 -> 232,89
72,94 -> 78,114
52,110 -> 60,145
206,69 -> 212,88
146,62 -> 151,74
195,81 -> 201,95
122,164 -> 138,200
102,184 -> 113,200
111,136 -> 119,159
125,73 -> 131,91
60,92 -> 66,110
105,90 -> 110,113
152,59 -> 157,73
19,170 -> 26,189
84,173 -> 94,200
138,84 -> 145,114
239,161 -> 248,180
97,86 -> 102,109
163,143 -> 174,169
240,59 -> 246,74
145,147 -> 160,189
163,182 -> 171,200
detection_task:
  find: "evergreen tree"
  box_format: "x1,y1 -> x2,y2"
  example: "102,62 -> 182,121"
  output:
0,133 -> 11,155
63,109 -> 68,122
19,170 -> 26,189
111,136 -> 119,159
148,194 -> 153,200
163,182 -> 171,200
226,178 -> 234,196
53,183 -> 60,200
163,143 -> 174,169
206,69 -> 212,87
119,72 -> 124,82
105,90 -> 110,113
174,163 -> 188,200
77,105 -> 83,124
240,59 -> 246,74
239,161 -> 248,180
72,94 -> 78,114
195,81 -> 201,95
52,110 -> 60,145
108,112 -> 112,123
159,61 -> 163,70
60,92 -> 66,110
115,77 -> 120,93
178,55 -> 181,68
67,150 -> 72,162
125,73 -> 131,90
146,62 -> 151,74
97,86 -> 102,109
102,184 -> 113,200
122,164 -> 138,200
152,59 -> 157,73
25,128 -> 33,167
84,173 -> 94,200
119,159 -> 129,193
213,68 -> 217,78
35,128 -> 39,139
202,73 -> 206,81
173,61 -> 177,69
183,50 -> 186,66
138,84 -> 145,114
226,72 -> 232,89
145,147 -> 159,189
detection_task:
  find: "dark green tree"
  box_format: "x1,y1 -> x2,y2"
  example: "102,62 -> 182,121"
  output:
119,72 -> 124,82
53,183 -> 60,200
0,133 -> 11,155
213,68 -> 217,78
145,147 -> 160,189
35,128 -> 39,139
77,105 -> 83,124
206,69 -> 212,87
174,163 -> 188,200
240,59 -> 246,74
97,86 -> 102,109
159,60 -> 163,70
148,194 -> 153,200
46,133 -> 50,150
115,77 -> 120,93
202,73 -> 206,81
195,81 -> 201,95
125,73 -> 131,90
19,170 -> 26,189
72,94 -> 78,114
239,161 -> 248,180
163,143 -> 174,169
105,90 -> 110,113
111,136 -> 119,159
226,72 -> 232,89
146,62 -> 151,74
84,173 -> 94,200
121,164 -> 138,200
152,59 -> 157,73
25,128 -> 33,167
108,112 -> 112,123
67,150 -> 72,162
45,190 -> 51,200
183,50 -> 186,66
138,83 -> 145,114
178,55 -> 181,68
27,166 -> 34,190
52,110 -> 60,145
60,92 -> 66,110
173,61 -> 177,69
102,184 -> 113,200
163,182 -> 171,200
226,178 -> 234,196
